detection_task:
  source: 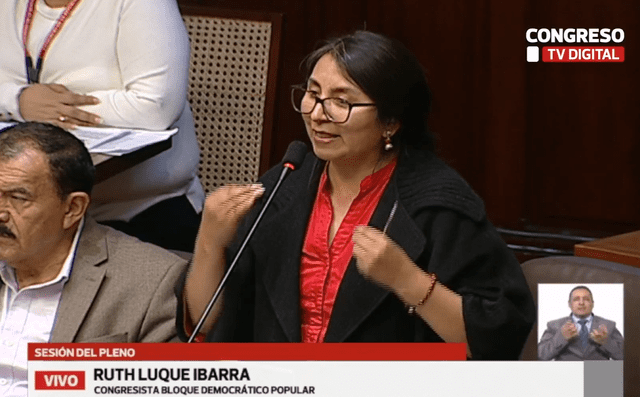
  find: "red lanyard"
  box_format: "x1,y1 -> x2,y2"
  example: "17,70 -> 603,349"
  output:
22,0 -> 83,83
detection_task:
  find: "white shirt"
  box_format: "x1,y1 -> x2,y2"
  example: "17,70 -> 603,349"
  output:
27,0 -> 64,60
0,0 -> 205,221
0,218 -> 83,397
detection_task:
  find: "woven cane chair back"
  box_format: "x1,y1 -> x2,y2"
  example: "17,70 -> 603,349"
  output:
181,6 -> 282,193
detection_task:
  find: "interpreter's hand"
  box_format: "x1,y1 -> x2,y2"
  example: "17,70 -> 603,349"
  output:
561,321 -> 578,340
352,226 -> 418,293
197,184 -> 265,249
19,84 -> 102,129
590,324 -> 608,345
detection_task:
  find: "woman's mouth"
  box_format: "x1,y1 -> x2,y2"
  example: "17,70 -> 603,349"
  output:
313,130 -> 339,143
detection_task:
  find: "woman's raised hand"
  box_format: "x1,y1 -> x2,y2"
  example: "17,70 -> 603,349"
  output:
19,83 -> 102,129
186,183 -> 264,332
352,225 -> 419,294
198,184 -> 265,250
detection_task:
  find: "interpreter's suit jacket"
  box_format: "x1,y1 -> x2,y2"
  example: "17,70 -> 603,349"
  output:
177,147 -> 535,359
48,218 -> 186,343
538,315 -> 624,360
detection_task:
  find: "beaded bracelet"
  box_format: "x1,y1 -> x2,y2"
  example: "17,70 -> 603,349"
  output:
407,272 -> 438,315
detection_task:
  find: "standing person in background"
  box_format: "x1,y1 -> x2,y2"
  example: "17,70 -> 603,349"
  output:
177,31 -> 536,359
0,0 -> 204,252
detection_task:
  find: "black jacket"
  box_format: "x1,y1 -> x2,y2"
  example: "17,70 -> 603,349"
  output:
177,146 -> 535,359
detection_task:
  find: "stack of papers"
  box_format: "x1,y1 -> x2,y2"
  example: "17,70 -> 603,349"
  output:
73,126 -> 177,155
0,122 -> 177,156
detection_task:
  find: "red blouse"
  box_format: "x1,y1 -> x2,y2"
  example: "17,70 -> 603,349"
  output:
300,159 -> 397,342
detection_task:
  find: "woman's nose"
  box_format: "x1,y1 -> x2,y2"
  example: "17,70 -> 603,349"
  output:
309,100 -> 329,122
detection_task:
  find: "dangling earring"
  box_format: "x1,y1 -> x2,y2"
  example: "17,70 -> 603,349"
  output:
384,131 -> 393,151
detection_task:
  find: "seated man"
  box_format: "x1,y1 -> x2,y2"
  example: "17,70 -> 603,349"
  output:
538,285 -> 624,360
0,123 -> 187,395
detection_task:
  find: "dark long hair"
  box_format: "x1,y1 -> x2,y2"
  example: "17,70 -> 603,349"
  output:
302,30 -> 435,152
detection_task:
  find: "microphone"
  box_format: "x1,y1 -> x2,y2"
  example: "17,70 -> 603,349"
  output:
188,141 -> 308,342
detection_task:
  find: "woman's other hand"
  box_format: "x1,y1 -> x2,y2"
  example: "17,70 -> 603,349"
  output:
19,84 -> 102,129
198,184 -> 265,250
353,225 -> 469,350
352,225 -> 419,294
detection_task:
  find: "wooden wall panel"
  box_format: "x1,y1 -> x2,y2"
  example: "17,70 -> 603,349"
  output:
522,0 -> 640,234
365,1 -> 492,194
483,0 -> 527,227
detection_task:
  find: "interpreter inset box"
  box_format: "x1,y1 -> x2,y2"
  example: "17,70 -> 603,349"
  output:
537,283 -> 624,361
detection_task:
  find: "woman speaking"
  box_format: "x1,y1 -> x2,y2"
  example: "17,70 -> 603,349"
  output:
179,31 -> 535,359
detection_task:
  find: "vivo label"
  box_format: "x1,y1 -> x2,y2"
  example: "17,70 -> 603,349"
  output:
34,371 -> 85,390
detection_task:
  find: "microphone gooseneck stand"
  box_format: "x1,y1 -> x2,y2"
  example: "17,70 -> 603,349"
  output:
187,141 -> 308,343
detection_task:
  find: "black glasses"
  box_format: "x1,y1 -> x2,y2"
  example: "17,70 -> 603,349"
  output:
290,86 -> 376,124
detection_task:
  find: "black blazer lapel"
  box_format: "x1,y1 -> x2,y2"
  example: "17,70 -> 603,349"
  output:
324,180 -> 427,342
257,202 -> 308,342
257,157 -> 322,342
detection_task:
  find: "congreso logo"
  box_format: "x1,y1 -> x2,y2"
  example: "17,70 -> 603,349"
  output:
526,28 -> 625,63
